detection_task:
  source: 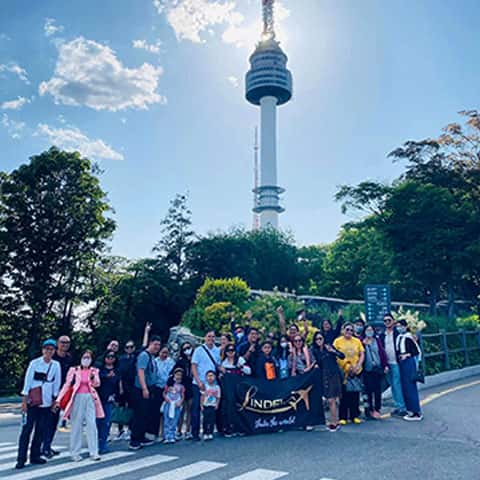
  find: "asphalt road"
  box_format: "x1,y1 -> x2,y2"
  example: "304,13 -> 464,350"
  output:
0,378 -> 479,480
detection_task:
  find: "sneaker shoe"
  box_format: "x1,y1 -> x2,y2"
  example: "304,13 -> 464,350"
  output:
58,426 -> 70,432
162,439 -> 170,445
371,410 -> 382,419
403,413 -> 423,422
328,423 -> 339,432
305,425 -> 314,431
128,443 -> 142,451
338,419 -> 348,426
224,432 -> 233,438
352,417 -> 363,425
90,455 -> 101,461
144,433 -> 156,441
140,439 -> 155,447
42,450 -> 54,459
175,432 -> 183,441
391,409 -> 407,417
30,458 -> 47,465
184,432 -> 193,440
15,462 -> 25,469
72,455 -> 82,462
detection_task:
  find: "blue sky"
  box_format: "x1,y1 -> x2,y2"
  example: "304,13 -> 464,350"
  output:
1,0 -> 479,259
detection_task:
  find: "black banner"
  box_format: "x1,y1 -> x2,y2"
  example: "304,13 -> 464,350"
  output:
221,369 -> 325,435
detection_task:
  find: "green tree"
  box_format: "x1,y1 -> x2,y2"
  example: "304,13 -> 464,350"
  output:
154,193 -> 194,281
0,147 -> 115,357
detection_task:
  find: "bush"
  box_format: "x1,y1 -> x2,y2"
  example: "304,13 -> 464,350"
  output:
456,314 -> 480,330
194,277 -> 250,310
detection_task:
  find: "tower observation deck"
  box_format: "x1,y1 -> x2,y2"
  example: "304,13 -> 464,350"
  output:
245,0 -> 293,229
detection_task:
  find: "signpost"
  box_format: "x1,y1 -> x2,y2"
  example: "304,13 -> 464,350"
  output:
364,284 -> 391,324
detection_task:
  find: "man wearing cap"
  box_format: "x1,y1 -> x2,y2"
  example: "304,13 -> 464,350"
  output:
42,335 -> 73,456
16,339 -> 61,469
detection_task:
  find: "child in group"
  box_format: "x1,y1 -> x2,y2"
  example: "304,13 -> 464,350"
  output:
256,341 -> 277,380
162,368 -> 185,444
201,370 -> 221,441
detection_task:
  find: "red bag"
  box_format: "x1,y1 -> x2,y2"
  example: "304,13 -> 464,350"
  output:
59,386 -> 73,411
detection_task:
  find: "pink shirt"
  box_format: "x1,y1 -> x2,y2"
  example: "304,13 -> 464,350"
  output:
77,369 -> 91,393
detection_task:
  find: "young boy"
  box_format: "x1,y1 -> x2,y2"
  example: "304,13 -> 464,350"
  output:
162,368 -> 185,444
256,341 -> 277,380
200,370 -> 221,441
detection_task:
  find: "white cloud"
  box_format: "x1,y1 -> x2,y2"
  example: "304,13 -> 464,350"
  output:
39,37 -> 166,111
1,96 -> 30,110
154,0 -> 240,43
44,18 -> 64,37
132,39 -> 162,54
36,123 -> 124,160
1,113 -> 26,139
227,75 -> 239,88
0,63 -> 29,84
0,33 -> 11,41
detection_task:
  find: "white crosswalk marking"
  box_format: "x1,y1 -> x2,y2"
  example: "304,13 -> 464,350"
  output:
142,461 -> 226,480
0,443 -> 15,447
0,449 -> 88,475
0,446 -> 18,454
61,454 -> 177,480
228,469 -> 288,480
0,446 -> 67,463
3,451 -> 132,480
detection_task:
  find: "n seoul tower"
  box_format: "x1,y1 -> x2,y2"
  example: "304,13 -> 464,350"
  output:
246,0 -> 293,229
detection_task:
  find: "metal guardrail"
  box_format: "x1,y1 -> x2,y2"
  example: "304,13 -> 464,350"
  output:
422,329 -> 480,370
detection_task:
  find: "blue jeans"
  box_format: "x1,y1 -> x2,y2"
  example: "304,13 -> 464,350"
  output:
96,402 -> 113,453
399,357 -> 421,415
191,385 -> 201,439
162,403 -> 181,441
386,363 -> 406,411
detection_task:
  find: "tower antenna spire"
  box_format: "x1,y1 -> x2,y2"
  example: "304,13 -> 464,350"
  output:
262,0 -> 275,40
253,126 -> 260,230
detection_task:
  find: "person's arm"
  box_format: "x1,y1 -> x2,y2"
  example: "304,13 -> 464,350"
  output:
200,390 -> 205,410
52,362 -> 61,399
215,387 -> 221,410
354,347 -> 365,375
277,306 -> 287,336
163,386 -> 169,403
298,310 -> 309,339
326,344 -> 345,360
91,368 -> 101,388
20,360 -> 34,413
332,310 -> 344,339
191,361 -> 204,391
178,386 -> 185,407
142,322 -> 152,348
244,310 -> 252,336
304,347 -> 313,371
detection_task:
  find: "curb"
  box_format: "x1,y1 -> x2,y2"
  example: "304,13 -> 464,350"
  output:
382,364 -> 480,400
0,396 -> 21,404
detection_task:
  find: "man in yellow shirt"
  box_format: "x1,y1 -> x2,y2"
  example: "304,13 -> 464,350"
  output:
333,323 -> 365,425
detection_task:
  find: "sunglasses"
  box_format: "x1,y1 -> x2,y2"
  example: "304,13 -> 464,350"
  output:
226,349 -> 235,353
59,340 -> 70,344
344,328 -> 353,332
106,355 -> 116,359
316,337 -> 324,341
294,339 -> 303,343
125,345 -> 135,349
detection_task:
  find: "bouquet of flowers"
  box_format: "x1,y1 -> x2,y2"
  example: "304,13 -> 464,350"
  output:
395,307 -> 427,334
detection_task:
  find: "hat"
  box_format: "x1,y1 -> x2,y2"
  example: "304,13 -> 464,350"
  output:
42,339 -> 57,348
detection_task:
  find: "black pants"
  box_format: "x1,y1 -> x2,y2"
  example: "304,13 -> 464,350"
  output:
191,385 -> 201,439
146,386 -> 163,437
339,385 -> 360,421
202,406 -> 216,435
130,388 -> 152,444
363,370 -> 383,412
42,408 -> 59,454
17,406 -> 49,464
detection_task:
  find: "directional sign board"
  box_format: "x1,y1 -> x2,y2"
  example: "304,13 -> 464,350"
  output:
364,284 -> 391,324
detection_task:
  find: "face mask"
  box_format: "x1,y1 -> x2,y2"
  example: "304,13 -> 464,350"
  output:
365,331 -> 374,338
184,348 -> 192,356
397,326 -> 407,334
81,357 -> 91,367
354,326 -> 363,334
280,342 -> 288,349
236,332 -> 244,340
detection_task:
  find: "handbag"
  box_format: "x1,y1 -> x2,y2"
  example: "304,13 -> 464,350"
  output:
28,363 -> 52,407
58,385 -> 74,410
111,405 -> 133,425
345,375 -> 364,392
413,362 -> 425,384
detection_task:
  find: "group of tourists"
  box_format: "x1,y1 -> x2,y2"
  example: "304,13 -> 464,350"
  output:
16,308 -> 423,469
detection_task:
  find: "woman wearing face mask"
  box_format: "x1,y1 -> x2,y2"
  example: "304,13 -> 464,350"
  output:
396,320 -> 423,421
362,325 -> 388,419
311,332 -> 345,431
56,350 -> 104,462
275,335 -> 291,379
174,342 -> 194,439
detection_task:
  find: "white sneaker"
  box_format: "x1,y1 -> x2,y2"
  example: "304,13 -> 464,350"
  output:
72,455 -> 82,462
403,413 -> 424,422
144,433 -> 156,441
